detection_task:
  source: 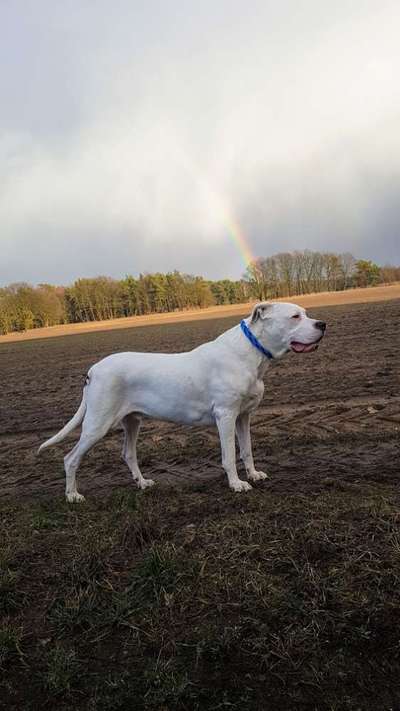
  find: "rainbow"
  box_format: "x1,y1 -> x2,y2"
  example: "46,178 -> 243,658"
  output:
224,216 -> 255,269
180,155 -> 256,270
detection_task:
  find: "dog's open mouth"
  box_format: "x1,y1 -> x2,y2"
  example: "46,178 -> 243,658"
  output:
290,341 -> 319,353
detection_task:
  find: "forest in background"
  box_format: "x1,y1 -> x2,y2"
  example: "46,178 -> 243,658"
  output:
1,250 -> 399,334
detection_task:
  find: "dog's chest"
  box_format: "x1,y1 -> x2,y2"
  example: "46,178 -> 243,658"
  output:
240,379 -> 264,413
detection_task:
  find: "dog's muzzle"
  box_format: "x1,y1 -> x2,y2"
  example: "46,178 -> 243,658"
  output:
291,323 -> 326,354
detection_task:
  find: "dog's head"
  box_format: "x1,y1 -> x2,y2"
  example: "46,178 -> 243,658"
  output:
249,301 -> 326,359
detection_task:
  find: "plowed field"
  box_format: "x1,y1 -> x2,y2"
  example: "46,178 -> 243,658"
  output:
1,298 -> 399,500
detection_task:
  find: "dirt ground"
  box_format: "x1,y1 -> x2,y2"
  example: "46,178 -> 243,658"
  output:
0,298 -> 399,501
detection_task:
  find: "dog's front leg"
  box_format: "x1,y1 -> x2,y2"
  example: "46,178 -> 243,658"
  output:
216,413 -> 252,492
236,412 -> 269,482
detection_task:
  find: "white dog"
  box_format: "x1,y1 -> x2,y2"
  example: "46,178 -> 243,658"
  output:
38,302 -> 326,501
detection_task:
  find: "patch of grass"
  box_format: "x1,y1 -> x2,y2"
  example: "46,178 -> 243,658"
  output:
42,644 -> 79,695
130,543 -> 199,604
108,488 -> 138,513
0,620 -> 24,669
30,507 -> 66,531
50,582 -> 103,636
1,485 -> 400,710
88,665 -> 194,711
0,567 -> 23,613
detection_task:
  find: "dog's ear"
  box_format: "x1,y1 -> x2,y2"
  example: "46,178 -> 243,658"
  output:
250,302 -> 273,323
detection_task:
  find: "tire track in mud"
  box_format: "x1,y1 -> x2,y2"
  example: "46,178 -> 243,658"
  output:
141,397 -> 400,490
3,394 -> 398,448
1,393 -> 399,499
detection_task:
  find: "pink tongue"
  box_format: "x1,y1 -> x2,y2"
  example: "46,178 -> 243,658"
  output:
291,342 -> 316,353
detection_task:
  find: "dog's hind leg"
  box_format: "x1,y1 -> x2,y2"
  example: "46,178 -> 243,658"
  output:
121,413 -> 155,490
63,418 -> 113,503
236,412 -> 269,482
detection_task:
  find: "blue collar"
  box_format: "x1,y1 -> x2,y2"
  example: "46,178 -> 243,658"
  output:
240,320 -> 274,360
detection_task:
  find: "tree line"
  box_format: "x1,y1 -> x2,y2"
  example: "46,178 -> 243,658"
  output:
0,272 -> 251,334
244,252 -> 395,299
0,252 -> 399,335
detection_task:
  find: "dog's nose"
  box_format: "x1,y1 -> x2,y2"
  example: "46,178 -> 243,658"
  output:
315,321 -> 326,332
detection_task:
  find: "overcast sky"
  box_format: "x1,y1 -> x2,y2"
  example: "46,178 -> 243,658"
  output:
1,0 -> 400,285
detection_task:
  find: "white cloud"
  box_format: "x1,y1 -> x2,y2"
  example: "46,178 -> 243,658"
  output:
1,0 -> 400,284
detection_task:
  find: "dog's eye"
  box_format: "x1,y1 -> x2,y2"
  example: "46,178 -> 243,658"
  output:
291,314 -> 301,319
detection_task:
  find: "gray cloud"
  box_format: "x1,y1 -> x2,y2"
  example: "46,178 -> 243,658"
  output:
1,0 -> 400,285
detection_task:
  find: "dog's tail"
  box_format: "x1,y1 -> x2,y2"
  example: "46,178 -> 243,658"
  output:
37,376 -> 89,454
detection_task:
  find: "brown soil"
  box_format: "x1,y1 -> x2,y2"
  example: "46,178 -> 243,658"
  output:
1,283 -> 399,344
0,297 -> 399,500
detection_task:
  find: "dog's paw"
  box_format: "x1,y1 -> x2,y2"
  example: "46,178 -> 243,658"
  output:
248,470 -> 270,482
66,492 -> 86,503
230,479 -> 253,492
139,478 -> 155,490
